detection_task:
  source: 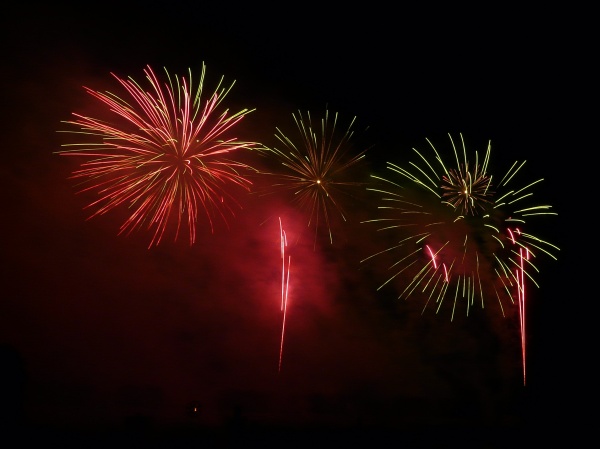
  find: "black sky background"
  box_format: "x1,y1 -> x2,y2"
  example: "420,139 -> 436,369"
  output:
0,3 -> 584,447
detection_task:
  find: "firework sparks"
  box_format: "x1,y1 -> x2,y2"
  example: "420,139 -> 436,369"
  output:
259,109 -> 369,247
362,133 -> 559,384
509,228 -> 529,384
56,64 -> 258,248
278,217 -> 291,372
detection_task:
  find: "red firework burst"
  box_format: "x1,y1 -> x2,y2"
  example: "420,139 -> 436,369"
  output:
57,64 -> 258,247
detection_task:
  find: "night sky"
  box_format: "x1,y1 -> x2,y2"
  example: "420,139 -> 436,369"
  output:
1,3 -> 579,448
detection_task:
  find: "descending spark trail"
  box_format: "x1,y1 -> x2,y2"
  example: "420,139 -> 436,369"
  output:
278,217 -> 291,372
509,227 -> 529,385
519,247 -> 528,385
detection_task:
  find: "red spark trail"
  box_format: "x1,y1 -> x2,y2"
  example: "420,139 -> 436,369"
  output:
508,227 -> 528,385
508,227 -> 529,386
519,247 -> 528,386
278,217 -> 291,372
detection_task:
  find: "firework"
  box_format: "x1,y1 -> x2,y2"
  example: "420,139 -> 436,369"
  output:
278,217 -> 291,372
362,133 -> 559,384
259,109 -> 369,247
56,64 -> 258,248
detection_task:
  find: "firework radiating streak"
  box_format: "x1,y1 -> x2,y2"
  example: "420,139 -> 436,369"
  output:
278,217 -> 291,372
509,228 -> 529,385
519,248 -> 528,385
56,64 -> 258,248
260,109 -> 369,247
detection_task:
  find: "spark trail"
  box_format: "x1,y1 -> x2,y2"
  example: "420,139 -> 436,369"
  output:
278,217 -> 291,372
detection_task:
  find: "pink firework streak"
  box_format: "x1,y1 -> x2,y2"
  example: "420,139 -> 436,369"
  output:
508,227 -> 529,385
278,217 -> 291,372
57,64 -> 258,248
